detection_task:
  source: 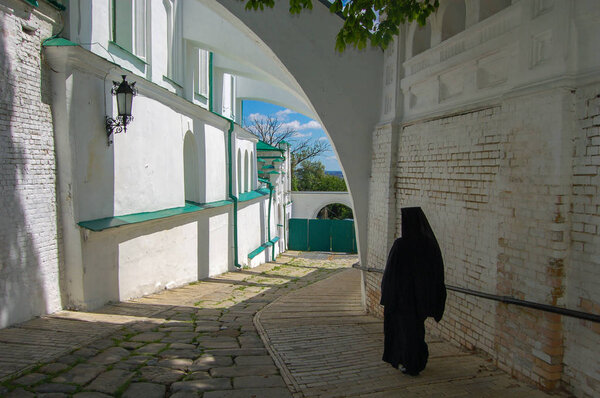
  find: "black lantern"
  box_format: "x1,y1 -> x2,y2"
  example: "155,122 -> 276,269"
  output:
106,75 -> 137,144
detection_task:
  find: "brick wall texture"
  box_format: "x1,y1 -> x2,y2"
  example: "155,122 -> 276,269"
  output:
0,2 -> 62,328
366,86 -> 600,397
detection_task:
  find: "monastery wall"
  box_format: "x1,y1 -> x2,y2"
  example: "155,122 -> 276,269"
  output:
0,0 -> 62,328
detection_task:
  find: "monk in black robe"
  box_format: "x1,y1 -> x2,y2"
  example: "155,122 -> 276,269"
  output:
380,207 -> 446,375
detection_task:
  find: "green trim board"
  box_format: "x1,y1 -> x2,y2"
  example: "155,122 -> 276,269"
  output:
78,199 -> 232,232
257,141 -> 285,152
238,188 -> 270,202
163,75 -> 183,88
42,37 -> 79,47
257,156 -> 285,160
248,237 -> 280,259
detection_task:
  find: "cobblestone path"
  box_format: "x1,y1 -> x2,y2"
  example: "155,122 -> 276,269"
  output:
0,252 -> 354,397
0,252 -> 571,397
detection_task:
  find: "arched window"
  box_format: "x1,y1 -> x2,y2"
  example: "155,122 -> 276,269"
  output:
244,150 -> 249,193
237,148 -> 242,194
479,0 -> 511,21
441,0 -> 466,41
412,23 -> 431,57
183,131 -> 200,202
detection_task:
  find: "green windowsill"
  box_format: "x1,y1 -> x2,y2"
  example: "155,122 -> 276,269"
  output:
78,199 -> 233,232
42,37 -> 79,47
163,75 -> 183,88
248,236 -> 280,259
108,41 -> 148,66
238,188 -> 270,202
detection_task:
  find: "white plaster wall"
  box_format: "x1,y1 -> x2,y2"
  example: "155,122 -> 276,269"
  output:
204,124 -> 228,203
113,96 -> 185,215
81,215 -> 202,309
237,199 -> 267,266
207,212 -> 231,276
290,192 -> 352,219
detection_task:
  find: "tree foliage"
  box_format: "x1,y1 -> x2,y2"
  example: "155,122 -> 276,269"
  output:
317,203 -> 353,220
242,0 -> 439,51
293,160 -> 347,192
244,115 -> 329,170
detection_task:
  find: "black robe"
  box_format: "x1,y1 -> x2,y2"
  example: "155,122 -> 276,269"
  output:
380,207 -> 446,375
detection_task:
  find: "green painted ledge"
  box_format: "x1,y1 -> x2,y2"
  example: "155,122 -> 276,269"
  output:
248,236 -> 280,259
239,188 -> 270,202
78,199 -> 232,232
42,37 -> 79,47
79,188 -> 271,232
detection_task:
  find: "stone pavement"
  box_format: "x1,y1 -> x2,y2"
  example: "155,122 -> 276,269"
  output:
0,252 -> 571,397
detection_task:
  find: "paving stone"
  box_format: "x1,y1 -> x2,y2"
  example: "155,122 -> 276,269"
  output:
170,343 -> 197,350
14,372 -> 47,386
186,371 -> 210,380
233,375 -> 286,389
73,393 -> 113,398
5,388 -> 35,398
234,356 -> 275,366
170,391 -> 201,398
191,354 -> 233,371
210,365 -> 279,378
135,343 -> 167,355
197,337 -> 239,349
52,363 -> 105,384
237,336 -> 263,348
39,362 -> 70,374
87,339 -> 115,351
163,332 -> 197,344
213,328 -> 240,337
157,358 -> 193,371
88,347 -> 130,365
86,369 -> 134,394
119,341 -> 144,350
72,347 -> 100,359
195,322 -> 220,332
37,393 -> 69,398
160,326 -> 194,332
137,366 -> 185,384
205,348 -> 268,357
35,383 -> 79,393
131,332 -> 166,343
171,378 -> 232,393
55,355 -> 78,366
122,382 -> 166,398
158,349 -> 201,359
203,388 -> 292,398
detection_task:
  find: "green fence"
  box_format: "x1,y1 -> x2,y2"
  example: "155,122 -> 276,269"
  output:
289,218 -> 357,253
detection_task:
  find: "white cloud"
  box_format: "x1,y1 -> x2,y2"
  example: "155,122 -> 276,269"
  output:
318,136 -> 329,141
292,131 -> 312,138
281,120 -> 322,131
275,108 -> 295,118
248,112 -> 267,122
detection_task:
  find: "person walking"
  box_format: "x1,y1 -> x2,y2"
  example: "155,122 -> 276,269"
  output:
380,207 -> 447,375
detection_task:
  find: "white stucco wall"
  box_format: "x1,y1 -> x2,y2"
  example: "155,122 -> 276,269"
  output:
237,199 -> 266,266
291,192 -> 353,219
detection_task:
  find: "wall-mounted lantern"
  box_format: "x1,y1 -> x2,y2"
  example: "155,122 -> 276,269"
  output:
106,75 -> 137,145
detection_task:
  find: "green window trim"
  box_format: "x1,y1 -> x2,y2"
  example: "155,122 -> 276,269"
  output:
108,41 -> 148,65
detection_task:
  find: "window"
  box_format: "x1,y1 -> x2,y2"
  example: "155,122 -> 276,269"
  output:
196,49 -> 210,99
112,0 -> 147,58
412,24 -> 431,57
222,73 -> 236,119
441,0 -> 466,41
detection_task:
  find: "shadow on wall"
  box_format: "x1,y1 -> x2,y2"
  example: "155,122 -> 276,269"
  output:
0,14 -> 48,327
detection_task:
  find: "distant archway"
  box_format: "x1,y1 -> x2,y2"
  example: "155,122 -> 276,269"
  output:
316,203 -> 353,220
441,0 -> 466,41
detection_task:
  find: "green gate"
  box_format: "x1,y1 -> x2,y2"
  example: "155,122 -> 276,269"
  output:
289,218 -> 357,253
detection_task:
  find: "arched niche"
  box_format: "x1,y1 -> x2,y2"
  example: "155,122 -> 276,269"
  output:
479,0 -> 511,21
441,0 -> 466,41
237,148 -> 242,195
411,23 -> 432,58
183,131 -> 200,202
244,150 -> 249,192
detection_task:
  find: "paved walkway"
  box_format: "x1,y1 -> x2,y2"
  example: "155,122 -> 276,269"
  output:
0,252 -> 569,397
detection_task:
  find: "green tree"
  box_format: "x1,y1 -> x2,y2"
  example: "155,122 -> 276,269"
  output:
294,160 -> 347,192
242,0 -> 439,51
317,203 -> 353,219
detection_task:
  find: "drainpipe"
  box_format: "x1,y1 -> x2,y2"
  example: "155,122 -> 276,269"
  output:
226,118 -> 242,268
267,182 -> 274,260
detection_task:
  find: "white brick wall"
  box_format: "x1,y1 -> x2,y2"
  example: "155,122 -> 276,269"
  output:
0,1 -> 62,327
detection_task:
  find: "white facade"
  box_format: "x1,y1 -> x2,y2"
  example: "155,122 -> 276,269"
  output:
291,192 -> 352,219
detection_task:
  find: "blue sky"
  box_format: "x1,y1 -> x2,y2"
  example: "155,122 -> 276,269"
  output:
242,100 -> 341,171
